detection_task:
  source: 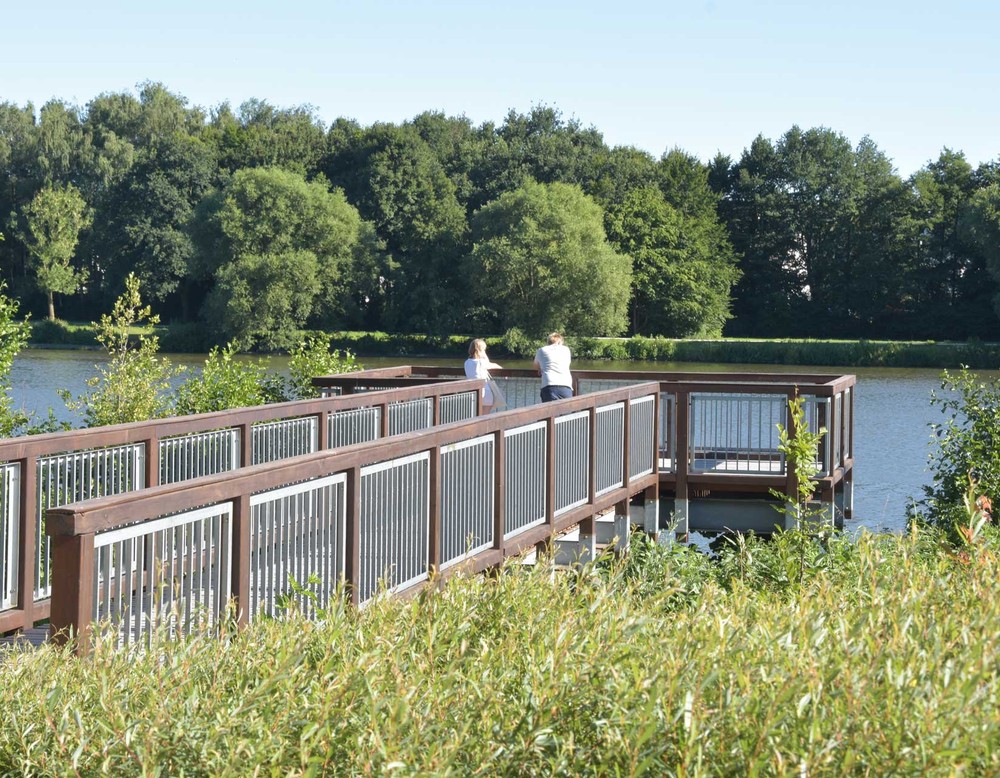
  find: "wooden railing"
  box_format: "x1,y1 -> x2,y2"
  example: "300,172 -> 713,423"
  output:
316,366 -> 857,530
0,380 -> 484,633
46,383 -> 661,653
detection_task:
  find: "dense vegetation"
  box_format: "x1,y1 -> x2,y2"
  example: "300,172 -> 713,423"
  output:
2,527 -> 999,775
2,84 -> 999,350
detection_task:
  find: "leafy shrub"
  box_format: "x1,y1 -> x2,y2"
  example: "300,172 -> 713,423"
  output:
60,274 -> 180,426
282,332 -> 360,400
499,326 -> 536,358
175,343 -> 272,414
4,531 -> 1000,774
602,531 -> 715,609
914,367 -> 1000,534
0,285 -> 30,438
28,318 -> 96,346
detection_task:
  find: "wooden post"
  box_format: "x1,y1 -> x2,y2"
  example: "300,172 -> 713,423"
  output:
144,433 -> 160,488
317,411 -> 329,451
622,400 -> 631,488
230,493 -> 251,627
345,467 -> 362,606
784,388 -> 800,530
784,388 -> 799,497
673,390 -> 690,538
588,407 -> 597,505
49,533 -> 95,655
545,416 -> 556,532
239,422 -> 253,469
493,431 -> 506,554
379,403 -> 390,439
17,456 -> 36,630
428,447 -> 441,575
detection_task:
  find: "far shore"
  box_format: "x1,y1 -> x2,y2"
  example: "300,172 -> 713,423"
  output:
22,320 -> 1000,370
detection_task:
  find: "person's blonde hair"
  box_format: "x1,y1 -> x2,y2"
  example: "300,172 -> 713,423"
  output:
468,338 -> 487,358
547,332 -> 564,345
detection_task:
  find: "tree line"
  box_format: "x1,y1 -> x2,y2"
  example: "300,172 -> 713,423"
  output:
1,82 -> 998,349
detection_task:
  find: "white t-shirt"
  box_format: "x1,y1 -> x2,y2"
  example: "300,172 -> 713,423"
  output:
464,357 -> 499,404
534,344 -> 572,388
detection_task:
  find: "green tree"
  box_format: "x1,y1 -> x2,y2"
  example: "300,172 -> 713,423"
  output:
206,99 -> 326,175
61,274 -> 179,426
205,250 -> 320,352
720,127 -> 915,337
0,102 -> 66,299
18,183 -> 91,320
323,124 -> 469,332
910,150 -> 984,337
585,145 -> 658,207
606,185 -> 739,336
174,343 -> 272,414
0,282 -> 30,438
469,180 -> 631,336
965,183 -> 1000,319
34,100 -> 88,186
88,133 -> 217,315
193,166 -> 371,346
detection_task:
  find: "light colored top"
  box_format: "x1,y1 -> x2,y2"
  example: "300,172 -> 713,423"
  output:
533,344 -> 572,389
464,357 -> 501,404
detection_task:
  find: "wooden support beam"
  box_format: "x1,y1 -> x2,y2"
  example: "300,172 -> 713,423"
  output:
49,533 -> 94,654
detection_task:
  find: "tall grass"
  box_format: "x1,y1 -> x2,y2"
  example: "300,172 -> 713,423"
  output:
2,528 -> 999,775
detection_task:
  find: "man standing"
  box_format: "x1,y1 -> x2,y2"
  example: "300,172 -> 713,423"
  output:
534,332 -> 573,402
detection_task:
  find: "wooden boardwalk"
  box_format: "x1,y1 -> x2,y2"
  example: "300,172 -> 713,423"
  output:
0,365 -> 854,652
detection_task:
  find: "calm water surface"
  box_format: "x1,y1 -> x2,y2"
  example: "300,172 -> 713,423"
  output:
10,349 -> 962,534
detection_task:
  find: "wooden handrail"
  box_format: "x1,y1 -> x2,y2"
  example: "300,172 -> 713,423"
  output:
47,382 -> 663,649
47,383 -> 660,537
0,379 -> 486,635
315,366 -> 857,397
0,379 -> 484,461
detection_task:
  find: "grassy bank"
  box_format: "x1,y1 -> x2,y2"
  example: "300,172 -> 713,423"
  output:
28,320 -> 1000,368
2,529 -> 999,775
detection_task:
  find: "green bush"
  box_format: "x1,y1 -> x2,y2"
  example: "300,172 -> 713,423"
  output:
282,332 -> 361,400
914,367 -> 1000,535
4,528 -> 1000,774
60,275 -> 180,426
28,318 -> 96,346
174,344 -> 272,414
158,322 -> 210,353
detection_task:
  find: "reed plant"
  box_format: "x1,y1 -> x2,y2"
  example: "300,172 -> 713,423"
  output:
2,527 -> 999,776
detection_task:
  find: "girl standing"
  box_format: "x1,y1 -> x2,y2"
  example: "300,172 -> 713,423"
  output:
464,338 -> 503,414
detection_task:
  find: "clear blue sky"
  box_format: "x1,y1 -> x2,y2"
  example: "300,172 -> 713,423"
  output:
4,0 -> 998,177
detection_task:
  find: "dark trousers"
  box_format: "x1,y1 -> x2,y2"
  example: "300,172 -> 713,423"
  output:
540,385 -> 573,403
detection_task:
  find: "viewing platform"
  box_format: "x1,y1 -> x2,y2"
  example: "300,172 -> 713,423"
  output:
0,365 -> 854,651
317,365 -> 856,535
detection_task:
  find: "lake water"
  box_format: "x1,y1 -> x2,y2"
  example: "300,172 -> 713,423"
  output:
8,349 -> 958,534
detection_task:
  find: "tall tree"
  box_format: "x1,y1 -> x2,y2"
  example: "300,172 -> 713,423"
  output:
192,166 -> 371,347
469,180 -> 631,336
720,127 -> 913,337
88,133 -> 217,316
17,183 -> 91,319
324,124 -> 469,332
963,183 -> 1000,331
0,101 -> 39,290
606,185 -> 739,336
715,135 -> 803,335
910,150 -> 986,337
206,99 -> 326,175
